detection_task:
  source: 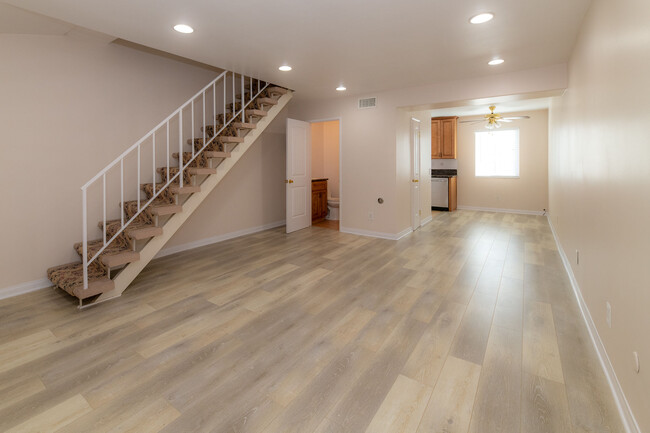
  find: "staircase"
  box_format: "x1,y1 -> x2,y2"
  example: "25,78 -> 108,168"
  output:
46,71 -> 292,307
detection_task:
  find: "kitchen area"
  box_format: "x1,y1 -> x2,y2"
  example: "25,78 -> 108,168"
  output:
430,115 -> 458,211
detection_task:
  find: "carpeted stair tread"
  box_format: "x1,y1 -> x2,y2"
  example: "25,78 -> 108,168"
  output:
101,251 -> 140,268
232,122 -> 256,130
203,151 -> 230,159
257,97 -> 278,106
101,219 -> 163,240
217,136 -> 244,143
47,262 -> 114,299
187,167 -> 216,175
73,235 -> 128,263
170,185 -> 201,194
149,203 -> 182,216
267,86 -> 288,95
157,167 -> 193,186
246,109 -> 268,118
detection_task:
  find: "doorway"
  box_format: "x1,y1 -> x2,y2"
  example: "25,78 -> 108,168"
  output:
310,119 -> 341,231
411,118 -> 421,231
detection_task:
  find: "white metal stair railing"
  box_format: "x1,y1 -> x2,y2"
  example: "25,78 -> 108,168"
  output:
80,70 -> 269,290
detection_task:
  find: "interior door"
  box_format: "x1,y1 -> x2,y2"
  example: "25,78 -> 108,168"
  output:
411,118 -> 421,231
286,118 -> 311,233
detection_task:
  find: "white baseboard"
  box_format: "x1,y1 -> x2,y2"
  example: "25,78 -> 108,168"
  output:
155,220 -> 286,259
0,278 -> 50,301
421,215 -> 433,226
340,226 -> 413,241
457,205 -> 545,216
547,216 -> 640,433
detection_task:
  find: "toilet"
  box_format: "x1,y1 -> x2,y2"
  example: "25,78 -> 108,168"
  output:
327,195 -> 339,220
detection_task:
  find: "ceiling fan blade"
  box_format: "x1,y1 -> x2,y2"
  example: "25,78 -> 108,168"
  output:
502,116 -> 530,120
458,120 -> 485,124
499,119 -> 513,122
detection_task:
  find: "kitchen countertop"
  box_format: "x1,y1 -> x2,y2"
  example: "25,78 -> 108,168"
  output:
311,178 -> 328,181
431,169 -> 457,178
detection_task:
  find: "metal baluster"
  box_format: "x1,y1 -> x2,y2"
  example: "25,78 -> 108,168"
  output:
152,134 -> 156,196
120,159 -> 124,227
202,92 -> 206,150
191,100 -> 195,157
82,188 -> 88,289
102,173 -> 106,245
213,82 -> 216,138
166,121 -> 169,187
137,144 -> 141,211
241,74 -> 245,122
179,111 -> 184,188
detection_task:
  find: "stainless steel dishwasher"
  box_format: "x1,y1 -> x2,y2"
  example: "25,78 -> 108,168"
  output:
431,177 -> 448,208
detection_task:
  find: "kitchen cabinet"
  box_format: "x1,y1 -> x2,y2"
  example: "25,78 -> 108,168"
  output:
431,116 -> 458,159
311,179 -> 328,223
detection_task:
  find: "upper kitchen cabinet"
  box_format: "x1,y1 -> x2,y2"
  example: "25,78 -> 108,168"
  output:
431,116 -> 458,159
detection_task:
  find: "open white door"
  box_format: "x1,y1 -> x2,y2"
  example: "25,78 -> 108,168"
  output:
286,118 -> 311,233
411,118 -> 421,231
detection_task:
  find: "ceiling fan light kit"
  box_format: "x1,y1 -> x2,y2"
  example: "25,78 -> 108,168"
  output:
459,105 -> 531,129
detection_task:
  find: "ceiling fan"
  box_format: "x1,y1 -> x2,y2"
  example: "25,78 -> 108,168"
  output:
459,105 -> 530,129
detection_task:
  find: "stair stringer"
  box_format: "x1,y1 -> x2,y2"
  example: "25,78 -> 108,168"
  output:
95,91 -> 292,303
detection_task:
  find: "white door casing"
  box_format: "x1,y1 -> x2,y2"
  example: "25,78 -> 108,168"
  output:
411,118 -> 421,231
286,118 -> 311,233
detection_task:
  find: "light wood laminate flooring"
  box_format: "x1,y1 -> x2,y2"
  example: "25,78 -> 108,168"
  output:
0,210 -> 624,432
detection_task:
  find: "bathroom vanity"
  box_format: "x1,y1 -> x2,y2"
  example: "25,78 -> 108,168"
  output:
311,178 -> 328,222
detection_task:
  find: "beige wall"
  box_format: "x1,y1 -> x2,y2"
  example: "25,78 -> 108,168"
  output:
457,109 -> 548,213
311,122 -> 325,179
322,121 -> 340,198
548,0 -> 649,429
165,107 -> 287,250
0,26 -> 285,290
310,120 -> 339,198
290,64 -> 567,236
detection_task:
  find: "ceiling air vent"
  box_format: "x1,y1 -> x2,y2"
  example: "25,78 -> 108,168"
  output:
358,97 -> 377,109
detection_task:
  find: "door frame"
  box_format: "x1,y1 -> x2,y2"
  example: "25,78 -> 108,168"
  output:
308,117 -> 343,229
410,117 -> 421,231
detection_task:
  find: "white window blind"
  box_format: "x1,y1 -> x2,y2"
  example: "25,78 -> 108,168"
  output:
475,129 -> 520,177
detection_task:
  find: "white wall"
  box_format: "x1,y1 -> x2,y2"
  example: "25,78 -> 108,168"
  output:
548,0 -> 649,429
290,64 -> 567,236
0,23 -> 286,291
457,109 -> 548,213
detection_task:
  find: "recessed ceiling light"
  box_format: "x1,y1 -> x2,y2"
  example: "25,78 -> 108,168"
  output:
173,24 -> 194,34
470,13 -> 494,24
279,65 -> 292,72
488,58 -> 505,66
336,86 -> 346,91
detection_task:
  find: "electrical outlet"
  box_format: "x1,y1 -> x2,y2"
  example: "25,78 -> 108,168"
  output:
606,302 -> 612,328
576,250 -> 580,265
368,211 -> 374,221
633,352 -> 640,373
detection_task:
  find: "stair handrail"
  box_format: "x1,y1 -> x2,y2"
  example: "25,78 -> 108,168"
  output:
81,70 -> 269,289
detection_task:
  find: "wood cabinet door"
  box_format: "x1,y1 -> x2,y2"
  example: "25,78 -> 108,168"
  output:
441,118 -> 457,159
431,119 -> 441,159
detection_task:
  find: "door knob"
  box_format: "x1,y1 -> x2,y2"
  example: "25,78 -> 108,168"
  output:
285,179 -> 294,184
412,179 -> 419,183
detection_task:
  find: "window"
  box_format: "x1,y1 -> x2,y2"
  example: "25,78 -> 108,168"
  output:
475,129 -> 520,177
